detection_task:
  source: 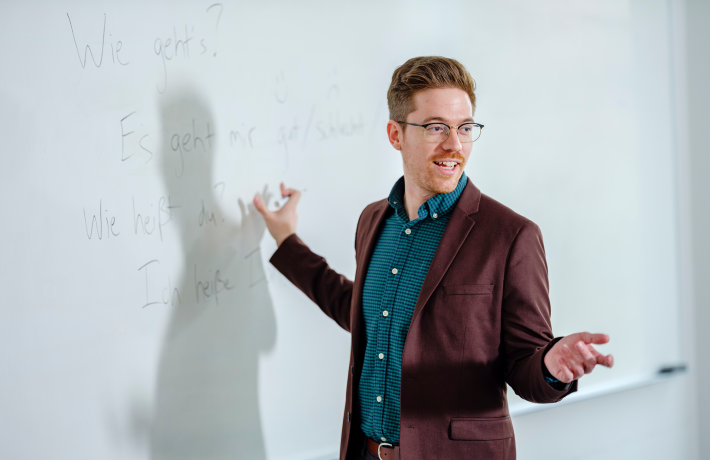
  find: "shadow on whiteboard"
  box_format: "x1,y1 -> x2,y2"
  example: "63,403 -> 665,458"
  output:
124,86 -> 278,459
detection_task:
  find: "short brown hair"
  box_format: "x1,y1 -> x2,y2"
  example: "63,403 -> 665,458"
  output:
387,56 -> 476,127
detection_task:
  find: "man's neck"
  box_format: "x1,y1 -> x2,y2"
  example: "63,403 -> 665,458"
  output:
402,177 -> 436,222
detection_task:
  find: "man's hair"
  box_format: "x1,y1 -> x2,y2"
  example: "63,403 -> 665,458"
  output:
387,56 -> 476,128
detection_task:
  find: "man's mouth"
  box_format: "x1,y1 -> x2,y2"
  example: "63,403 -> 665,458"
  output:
433,160 -> 460,175
434,160 -> 458,170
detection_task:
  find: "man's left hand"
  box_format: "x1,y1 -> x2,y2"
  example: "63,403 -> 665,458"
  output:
544,332 -> 614,383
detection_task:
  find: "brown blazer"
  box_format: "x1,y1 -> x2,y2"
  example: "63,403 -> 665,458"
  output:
269,177 -> 577,460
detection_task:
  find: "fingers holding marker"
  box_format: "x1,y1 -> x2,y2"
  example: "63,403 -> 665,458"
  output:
252,183 -> 302,213
274,183 -> 305,209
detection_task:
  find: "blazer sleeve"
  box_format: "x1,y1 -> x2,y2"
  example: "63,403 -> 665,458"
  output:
268,223 -> 358,332
501,221 -> 578,403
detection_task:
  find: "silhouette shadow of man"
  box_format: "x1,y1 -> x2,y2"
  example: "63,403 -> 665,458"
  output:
150,86 -> 276,460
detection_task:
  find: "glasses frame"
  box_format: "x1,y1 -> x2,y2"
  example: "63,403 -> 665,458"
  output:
397,121 -> 484,143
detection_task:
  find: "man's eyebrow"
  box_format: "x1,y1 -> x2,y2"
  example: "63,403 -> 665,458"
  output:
421,116 -> 475,124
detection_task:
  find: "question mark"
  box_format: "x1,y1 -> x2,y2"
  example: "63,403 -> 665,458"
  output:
206,3 -> 223,57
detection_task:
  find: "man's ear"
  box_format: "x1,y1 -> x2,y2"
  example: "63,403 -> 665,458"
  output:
387,120 -> 403,151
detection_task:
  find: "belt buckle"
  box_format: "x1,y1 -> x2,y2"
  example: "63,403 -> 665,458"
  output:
378,442 -> 393,460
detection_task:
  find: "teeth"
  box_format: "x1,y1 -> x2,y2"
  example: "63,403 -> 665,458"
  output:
435,161 -> 457,168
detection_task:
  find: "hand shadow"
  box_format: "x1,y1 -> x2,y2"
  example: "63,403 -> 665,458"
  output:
148,86 -> 276,460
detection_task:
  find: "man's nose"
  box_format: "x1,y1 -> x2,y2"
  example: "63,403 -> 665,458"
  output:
442,126 -> 463,151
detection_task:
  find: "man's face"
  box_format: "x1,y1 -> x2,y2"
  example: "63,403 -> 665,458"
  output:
389,87 -> 474,195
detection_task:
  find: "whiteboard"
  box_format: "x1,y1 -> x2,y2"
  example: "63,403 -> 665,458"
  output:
0,1 -> 682,459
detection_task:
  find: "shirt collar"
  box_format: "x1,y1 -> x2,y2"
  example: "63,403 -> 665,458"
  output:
387,170 -> 468,224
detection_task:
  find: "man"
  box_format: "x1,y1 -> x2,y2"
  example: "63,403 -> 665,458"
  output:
253,56 -> 614,460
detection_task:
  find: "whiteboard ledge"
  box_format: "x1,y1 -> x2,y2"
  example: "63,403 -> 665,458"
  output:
509,369 -> 687,417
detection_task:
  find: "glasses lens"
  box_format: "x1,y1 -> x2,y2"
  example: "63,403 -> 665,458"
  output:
458,123 -> 481,143
423,123 -> 449,142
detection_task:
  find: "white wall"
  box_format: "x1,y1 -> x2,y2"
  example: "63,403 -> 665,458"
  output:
509,1 -> 706,458
513,377 -> 695,459
686,0 -> 710,458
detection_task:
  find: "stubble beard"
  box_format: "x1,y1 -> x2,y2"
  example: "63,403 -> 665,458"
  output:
402,152 -> 463,195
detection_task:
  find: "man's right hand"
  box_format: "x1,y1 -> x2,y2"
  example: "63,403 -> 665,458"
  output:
253,182 -> 301,247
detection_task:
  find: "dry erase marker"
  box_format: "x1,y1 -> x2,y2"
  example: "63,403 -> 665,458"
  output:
272,188 -> 307,208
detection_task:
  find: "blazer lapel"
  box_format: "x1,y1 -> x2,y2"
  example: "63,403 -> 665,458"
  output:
409,178 -> 482,328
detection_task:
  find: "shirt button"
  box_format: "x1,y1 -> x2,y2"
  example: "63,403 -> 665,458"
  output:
391,268 -> 398,274
377,396 -> 382,403
379,353 -> 384,359
382,310 -> 389,317
432,213 -> 438,219
404,228 -> 411,235
381,437 -> 387,442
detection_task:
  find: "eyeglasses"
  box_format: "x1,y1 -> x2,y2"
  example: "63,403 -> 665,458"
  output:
397,121 -> 484,143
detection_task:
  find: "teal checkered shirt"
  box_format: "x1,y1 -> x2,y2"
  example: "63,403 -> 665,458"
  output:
358,171 -> 468,443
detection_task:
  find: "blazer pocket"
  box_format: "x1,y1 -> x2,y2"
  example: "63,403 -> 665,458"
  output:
442,284 -> 494,296
449,415 -> 514,441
